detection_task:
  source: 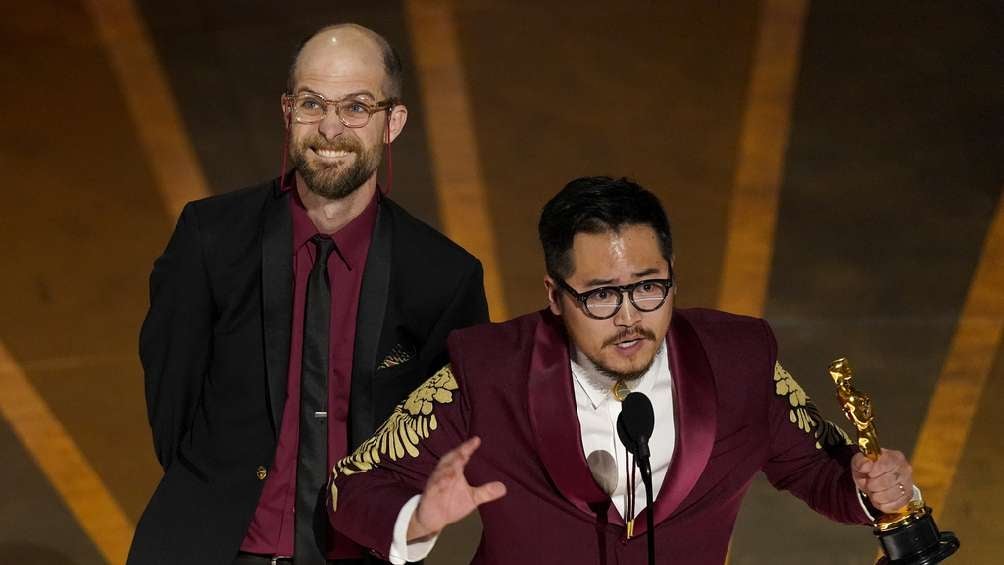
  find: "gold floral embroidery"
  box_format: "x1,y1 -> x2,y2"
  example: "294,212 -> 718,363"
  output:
331,364 -> 457,510
775,362 -> 813,432
335,364 -> 457,477
774,362 -> 852,450
809,404 -> 853,450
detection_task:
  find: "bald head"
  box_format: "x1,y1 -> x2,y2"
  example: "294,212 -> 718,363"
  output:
288,24 -> 403,99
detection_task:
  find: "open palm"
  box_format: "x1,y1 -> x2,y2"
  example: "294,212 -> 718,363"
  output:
408,436 -> 507,541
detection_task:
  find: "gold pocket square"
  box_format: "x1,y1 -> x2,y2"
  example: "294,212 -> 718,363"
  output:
377,344 -> 414,369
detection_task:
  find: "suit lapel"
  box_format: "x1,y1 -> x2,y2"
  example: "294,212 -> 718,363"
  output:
632,312 -> 718,535
527,311 -> 610,518
348,199 -> 392,449
261,183 -> 293,437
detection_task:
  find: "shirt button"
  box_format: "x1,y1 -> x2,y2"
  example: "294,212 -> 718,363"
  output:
256,466 -> 268,480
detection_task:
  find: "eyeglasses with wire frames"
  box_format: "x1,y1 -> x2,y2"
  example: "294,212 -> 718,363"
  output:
557,275 -> 674,320
282,91 -> 399,128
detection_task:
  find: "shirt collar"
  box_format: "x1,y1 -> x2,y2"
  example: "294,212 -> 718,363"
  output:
570,339 -> 666,410
290,189 -> 380,270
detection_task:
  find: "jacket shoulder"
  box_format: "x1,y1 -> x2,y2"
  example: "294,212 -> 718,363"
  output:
383,198 -> 481,269
674,307 -> 777,379
674,307 -> 767,332
674,307 -> 776,360
447,311 -> 548,375
185,179 -> 277,223
451,311 -> 543,345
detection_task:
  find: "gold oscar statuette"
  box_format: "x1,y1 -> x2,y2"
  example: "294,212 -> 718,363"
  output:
828,358 -> 959,564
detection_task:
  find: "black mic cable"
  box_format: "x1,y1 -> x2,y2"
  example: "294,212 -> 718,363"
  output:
617,392 -> 656,565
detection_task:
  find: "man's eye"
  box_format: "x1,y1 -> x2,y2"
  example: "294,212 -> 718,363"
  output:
300,98 -> 323,110
348,102 -> 370,114
593,290 -> 612,300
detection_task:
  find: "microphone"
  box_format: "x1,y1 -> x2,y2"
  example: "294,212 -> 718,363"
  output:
617,392 -> 655,459
617,392 -> 656,565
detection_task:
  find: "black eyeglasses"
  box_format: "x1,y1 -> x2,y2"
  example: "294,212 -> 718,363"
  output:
557,275 -> 674,320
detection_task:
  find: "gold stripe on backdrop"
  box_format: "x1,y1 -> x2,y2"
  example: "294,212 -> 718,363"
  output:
83,0 -> 212,218
718,1 -> 808,563
0,342 -> 133,564
0,2 -> 222,562
911,189 -> 1004,511
404,0 -> 510,321
717,0 -> 808,317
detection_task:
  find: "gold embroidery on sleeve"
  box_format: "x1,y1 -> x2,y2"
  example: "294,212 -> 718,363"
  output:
330,364 -> 458,510
335,364 -> 458,477
773,362 -> 852,450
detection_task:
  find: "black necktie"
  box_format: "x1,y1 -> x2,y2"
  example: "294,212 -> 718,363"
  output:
295,235 -> 335,563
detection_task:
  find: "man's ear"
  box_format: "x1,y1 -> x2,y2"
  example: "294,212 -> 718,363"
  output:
544,277 -> 563,316
280,95 -> 293,128
386,104 -> 408,143
670,255 -> 677,295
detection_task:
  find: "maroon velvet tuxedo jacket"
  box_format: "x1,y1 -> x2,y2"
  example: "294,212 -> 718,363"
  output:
330,308 -> 870,564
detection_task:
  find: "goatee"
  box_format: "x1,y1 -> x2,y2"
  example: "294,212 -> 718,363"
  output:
593,355 -> 655,383
291,134 -> 382,200
591,327 -> 658,382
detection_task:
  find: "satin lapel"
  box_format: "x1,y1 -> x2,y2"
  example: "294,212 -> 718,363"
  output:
633,312 -> 718,535
348,201 -> 391,449
527,311 -> 610,518
261,184 -> 293,437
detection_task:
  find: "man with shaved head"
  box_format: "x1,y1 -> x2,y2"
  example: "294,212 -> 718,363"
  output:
130,24 -> 488,565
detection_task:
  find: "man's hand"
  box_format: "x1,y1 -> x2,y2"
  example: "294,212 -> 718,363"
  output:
407,436 -> 507,542
851,448 -> 914,513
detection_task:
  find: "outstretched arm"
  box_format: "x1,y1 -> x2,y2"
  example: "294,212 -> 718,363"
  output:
330,364 -> 504,561
407,436 -> 507,542
764,357 -> 870,524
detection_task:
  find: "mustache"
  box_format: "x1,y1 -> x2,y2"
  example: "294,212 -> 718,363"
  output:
603,327 -> 656,348
305,136 -> 362,153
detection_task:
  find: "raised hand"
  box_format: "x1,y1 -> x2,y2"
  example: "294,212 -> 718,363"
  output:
851,448 -> 915,514
407,436 -> 507,541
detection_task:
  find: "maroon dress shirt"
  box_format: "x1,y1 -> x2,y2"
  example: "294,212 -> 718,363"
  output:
240,189 -> 378,558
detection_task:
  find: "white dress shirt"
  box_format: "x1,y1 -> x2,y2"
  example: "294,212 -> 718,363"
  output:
385,340 -> 910,563
387,340 -> 675,563
570,340 -> 675,521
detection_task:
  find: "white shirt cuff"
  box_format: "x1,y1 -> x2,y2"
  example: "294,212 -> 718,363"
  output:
856,489 -> 876,521
388,494 -> 438,564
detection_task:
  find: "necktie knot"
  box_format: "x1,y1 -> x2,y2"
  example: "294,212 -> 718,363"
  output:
312,234 -> 336,261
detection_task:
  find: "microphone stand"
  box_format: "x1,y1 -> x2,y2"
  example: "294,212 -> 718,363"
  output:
618,392 -> 657,565
637,436 -> 655,565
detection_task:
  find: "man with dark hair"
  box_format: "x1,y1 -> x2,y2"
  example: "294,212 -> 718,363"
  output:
129,24 -> 489,565
328,176 -> 917,564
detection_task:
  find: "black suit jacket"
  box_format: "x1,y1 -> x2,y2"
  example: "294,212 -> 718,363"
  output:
129,178 -> 489,564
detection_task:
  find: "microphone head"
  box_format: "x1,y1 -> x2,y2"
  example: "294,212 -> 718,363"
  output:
617,392 -> 655,457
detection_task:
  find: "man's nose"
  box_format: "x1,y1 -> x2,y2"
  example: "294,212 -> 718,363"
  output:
612,292 -> 641,327
317,110 -> 345,140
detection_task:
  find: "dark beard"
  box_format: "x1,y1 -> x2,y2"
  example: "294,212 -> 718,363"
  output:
590,327 -> 658,382
291,135 -> 382,200
591,354 -> 655,382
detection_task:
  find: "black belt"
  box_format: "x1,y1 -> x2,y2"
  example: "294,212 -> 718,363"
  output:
234,553 -> 375,565
234,554 -> 292,565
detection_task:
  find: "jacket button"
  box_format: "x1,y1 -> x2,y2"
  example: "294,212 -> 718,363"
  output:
256,466 -> 268,480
